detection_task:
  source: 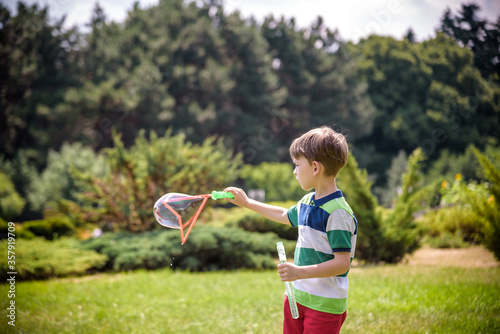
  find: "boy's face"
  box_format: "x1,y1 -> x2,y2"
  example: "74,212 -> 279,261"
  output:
292,156 -> 315,191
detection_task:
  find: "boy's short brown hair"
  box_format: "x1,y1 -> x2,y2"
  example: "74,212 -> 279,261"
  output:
289,126 -> 348,177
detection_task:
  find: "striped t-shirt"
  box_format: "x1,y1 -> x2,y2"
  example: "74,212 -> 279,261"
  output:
287,190 -> 357,314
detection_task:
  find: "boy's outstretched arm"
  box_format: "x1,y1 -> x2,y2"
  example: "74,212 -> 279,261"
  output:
224,187 -> 290,225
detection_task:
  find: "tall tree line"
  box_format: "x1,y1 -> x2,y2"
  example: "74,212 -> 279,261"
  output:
1,0 -> 499,184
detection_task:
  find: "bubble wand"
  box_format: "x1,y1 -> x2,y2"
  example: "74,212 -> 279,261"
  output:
277,241 -> 299,319
153,191 -> 234,244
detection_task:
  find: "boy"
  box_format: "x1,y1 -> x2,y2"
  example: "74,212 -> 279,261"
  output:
225,126 -> 357,334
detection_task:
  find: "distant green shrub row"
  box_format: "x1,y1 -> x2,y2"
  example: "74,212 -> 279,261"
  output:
82,226 -> 296,272
0,238 -> 107,281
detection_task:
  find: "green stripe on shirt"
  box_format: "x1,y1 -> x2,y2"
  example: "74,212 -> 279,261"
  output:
327,230 -> 352,250
294,287 -> 348,314
295,247 -> 335,266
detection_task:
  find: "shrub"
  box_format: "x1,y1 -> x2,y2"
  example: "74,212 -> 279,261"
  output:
423,230 -> 470,249
418,205 -> 483,247
433,147 -> 500,260
468,148 -> 500,260
22,216 -> 76,240
0,171 -> 26,221
0,238 -> 107,280
339,148 -> 429,263
27,142 -> 107,212
82,226 -> 295,272
226,212 -> 298,240
337,154 -> 384,263
239,162 -> 306,202
74,130 -> 242,232
0,219 -> 35,240
378,148 -> 429,263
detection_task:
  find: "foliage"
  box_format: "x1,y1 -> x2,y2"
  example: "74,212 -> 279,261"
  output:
2,0 -> 500,269
337,154 -> 384,263
441,3 -> 500,81
373,150 -> 408,207
82,227 -> 295,272
0,219 -> 35,240
355,32 -> 499,185
469,147 -> 500,260
0,2 -> 80,165
0,152 -> 39,220
0,237 -> 107,280
27,142 -> 107,212
22,216 -> 76,240
428,146 -> 500,259
379,148 -> 428,263
339,148 -> 429,263
239,162 -> 305,202
225,211 -> 298,241
418,205 -> 478,248
0,171 -> 25,221
73,130 -> 242,232
433,148 -> 500,259
2,0 -> 500,206
423,145 -> 482,186
261,16 -> 376,150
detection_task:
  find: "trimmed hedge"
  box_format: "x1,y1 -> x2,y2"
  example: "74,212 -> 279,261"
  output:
82,226 -> 296,272
0,238 -> 107,281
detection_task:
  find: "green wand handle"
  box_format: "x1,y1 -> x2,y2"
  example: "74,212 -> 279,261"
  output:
211,191 -> 235,200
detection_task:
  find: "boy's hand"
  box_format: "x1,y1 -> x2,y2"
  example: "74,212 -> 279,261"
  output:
277,262 -> 301,282
223,187 -> 251,208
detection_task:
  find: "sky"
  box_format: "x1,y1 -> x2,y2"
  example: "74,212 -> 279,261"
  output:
3,0 -> 500,42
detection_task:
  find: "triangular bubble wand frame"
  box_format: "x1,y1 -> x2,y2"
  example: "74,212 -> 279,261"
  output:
153,191 -> 234,244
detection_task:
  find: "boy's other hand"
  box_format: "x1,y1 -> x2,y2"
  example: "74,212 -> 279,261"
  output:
223,187 -> 250,208
277,262 -> 301,282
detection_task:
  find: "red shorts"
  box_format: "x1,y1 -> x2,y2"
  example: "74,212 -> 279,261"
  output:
283,295 -> 347,334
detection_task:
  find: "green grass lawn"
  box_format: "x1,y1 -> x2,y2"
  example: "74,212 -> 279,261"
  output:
1,255 -> 499,333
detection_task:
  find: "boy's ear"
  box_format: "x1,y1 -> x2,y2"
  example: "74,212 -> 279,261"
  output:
312,161 -> 322,176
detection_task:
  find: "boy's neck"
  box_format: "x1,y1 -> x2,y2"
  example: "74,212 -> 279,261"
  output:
313,177 -> 338,200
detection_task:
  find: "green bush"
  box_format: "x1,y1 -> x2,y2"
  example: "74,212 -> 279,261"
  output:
378,148 -> 429,263
433,147 -> 500,260
0,237 -> 107,280
469,147 -> 500,260
240,162 -> 306,202
27,142 -> 107,212
74,130 -> 242,232
0,219 -> 35,240
226,212 -> 298,240
82,226 -> 295,272
0,171 -> 26,221
339,148 -> 428,263
337,154 -> 385,263
422,230 -> 470,249
22,216 -> 76,240
418,205 -> 483,247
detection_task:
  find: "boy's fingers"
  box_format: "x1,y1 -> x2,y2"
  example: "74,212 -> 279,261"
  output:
224,187 -> 237,194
